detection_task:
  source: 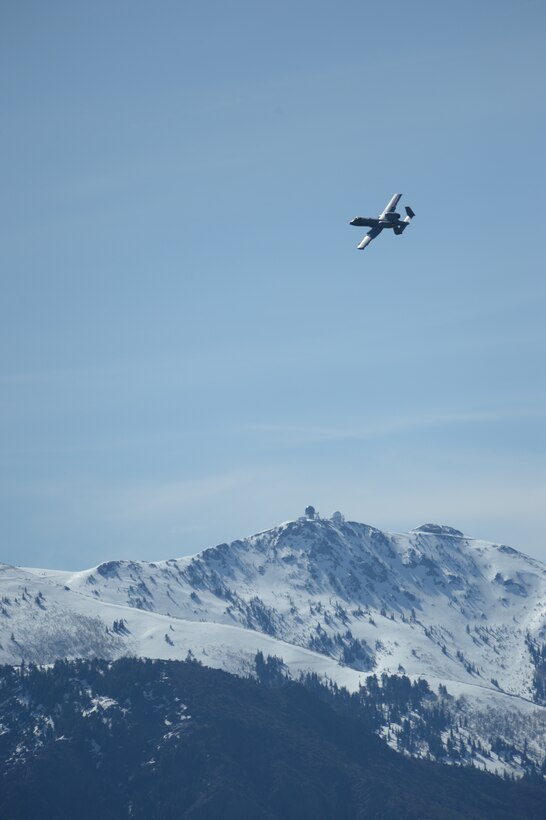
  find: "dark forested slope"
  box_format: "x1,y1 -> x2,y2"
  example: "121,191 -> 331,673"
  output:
0,657 -> 544,819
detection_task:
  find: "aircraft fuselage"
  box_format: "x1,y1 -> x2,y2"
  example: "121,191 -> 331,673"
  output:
350,213 -> 403,228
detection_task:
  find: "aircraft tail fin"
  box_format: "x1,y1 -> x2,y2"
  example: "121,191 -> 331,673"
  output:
394,206 -> 415,236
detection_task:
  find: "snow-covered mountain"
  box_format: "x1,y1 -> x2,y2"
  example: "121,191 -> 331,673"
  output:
2,512 -> 546,774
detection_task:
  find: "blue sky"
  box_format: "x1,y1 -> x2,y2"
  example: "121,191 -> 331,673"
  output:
1,0 -> 545,568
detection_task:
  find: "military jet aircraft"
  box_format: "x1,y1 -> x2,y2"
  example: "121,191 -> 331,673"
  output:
350,193 -> 415,250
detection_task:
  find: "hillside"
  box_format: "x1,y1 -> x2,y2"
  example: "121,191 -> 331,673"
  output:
1,657 -> 545,820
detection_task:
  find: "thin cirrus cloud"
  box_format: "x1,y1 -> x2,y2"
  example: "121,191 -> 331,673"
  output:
244,408 -> 543,446
104,471 -> 254,523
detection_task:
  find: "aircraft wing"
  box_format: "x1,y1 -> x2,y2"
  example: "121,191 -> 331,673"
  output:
357,226 -> 383,250
380,193 -> 402,216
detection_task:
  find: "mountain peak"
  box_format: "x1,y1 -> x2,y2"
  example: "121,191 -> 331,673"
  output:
411,523 -> 465,537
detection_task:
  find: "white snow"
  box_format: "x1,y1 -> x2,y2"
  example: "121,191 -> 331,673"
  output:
3,516 -> 546,774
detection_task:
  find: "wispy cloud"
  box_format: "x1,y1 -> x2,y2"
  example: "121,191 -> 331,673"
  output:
244,407 -> 544,446
107,471 -> 255,523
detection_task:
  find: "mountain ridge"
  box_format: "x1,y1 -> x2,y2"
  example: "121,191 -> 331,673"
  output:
3,513 -> 546,775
